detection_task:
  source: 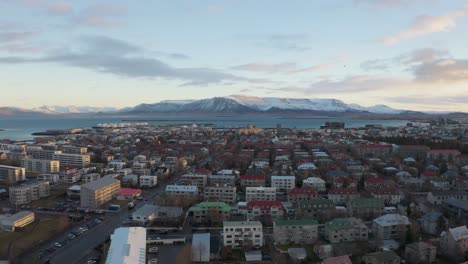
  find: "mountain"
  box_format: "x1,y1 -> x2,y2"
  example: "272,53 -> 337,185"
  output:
33,105 -> 118,114
0,107 -> 51,116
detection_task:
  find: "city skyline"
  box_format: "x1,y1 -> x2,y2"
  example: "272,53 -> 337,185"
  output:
1,0 -> 468,111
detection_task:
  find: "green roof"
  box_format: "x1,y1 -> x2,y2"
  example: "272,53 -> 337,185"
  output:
299,198 -> 335,208
190,202 -> 231,212
223,221 -> 262,227
274,219 -> 319,227
348,198 -> 384,208
325,218 -> 353,231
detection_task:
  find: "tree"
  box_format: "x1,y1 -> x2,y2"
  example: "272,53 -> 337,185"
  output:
195,241 -> 207,262
175,244 -> 192,264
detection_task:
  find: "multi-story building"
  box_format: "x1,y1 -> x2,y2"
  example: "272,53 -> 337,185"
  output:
37,173 -> 60,183
273,220 -> 319,245
405,242 -> 437,264
328,188 -> 360,205
204,185 -> 236,204
165,185 -> 199,199
181,173 -> 208,190
208,174 -> 235,187
190,202 -> 231,223
287,187 -> 319,205
298,198 -> 335,218
61,146 -> 87,155
223,221 -> 263,248
443,198 -> 468,222
9,181 -> 50,205
246,201 -> 284,220
106,227 -> 146,264
347,198 -> 384,219
0,165 -> 26,184
52,153 -> 91,168
240,175 -> 266,188
271,176 -> 296,192
246,186 -> 276,202
324,217 -> 368,243
302,177 -> 326,191
372,214 -> 410,242
80,177 -> 121,208
0,211 -> 35,232
398,145 -> 430,160
363,251 -> 400,264
139,175 -> 158,188
372,188 -> 401,205
21,158 -> 60,174
426,191 -> 468,205
427,150 -> 461,162
29,149 -> 61,160
82,173 -> 101,183
440,225 -> 468,260
353,144 -> 393,159
108,161 -> 126,171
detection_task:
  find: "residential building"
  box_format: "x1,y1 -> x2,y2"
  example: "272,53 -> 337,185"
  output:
139,175 -> 158,188
0,165 -> 26,184
271,176 -> 296,191
105,227 -> 146,264
61,146 -> 87,155
240,175 -> 266,188
108,161 -> 126,171
398,145 -> 430,160
443,198 -> 468,222
287,187 -> 319,205
82,173 -> 101,183
440,225 -> 468,260
9,181 -> 50,205
36,173 -> 59,183
324,217 -> 368,243
427,191 -> 468,205
420,212 -> 447,236
223,221 -> 263,248
208,174 -> 235,187
132,205 -> 183,225
273,219 -> 319,245
67,185 -> 81,198
245,186 -> 276,202
302,177 -> 326,191
80,177 -> 121,208
298,198 -> 335,218
405,242 -> 437,264
363,251 -> 400,264
372,214 -> 410,242
190,202 -> 231,223
427,149 -> 461,162
328,188 -> 359,205
372,188 -> 401,205
246,200 -> 284,220
0,211 -> 35,232
347,198 -> 384,219
165,185 -> 199,199
52,153 -> 91,168
204,185 -> 236,204
353,144 -> 392,158
181,173 -> 208,190
21,158 -> 60,174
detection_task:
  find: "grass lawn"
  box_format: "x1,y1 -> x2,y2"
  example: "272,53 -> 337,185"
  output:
0,216 -> 70,260
30,189 -> 67,208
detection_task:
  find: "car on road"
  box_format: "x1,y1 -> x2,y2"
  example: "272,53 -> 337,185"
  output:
148,247 -> 159,253
148,258 -> 158,264
54,242 -> 62,248
67,233 -> 76,240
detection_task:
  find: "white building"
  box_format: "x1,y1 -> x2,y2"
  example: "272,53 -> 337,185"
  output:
52,153 -> 90,168
165,185 -> 198,198
37,173 -> 60,183
21,158 -> 60,174
0,211 -> 35,232
0,165 -> 26,184
140,175 -> 158,188
82,173 -> 101,183
223,221 -> 263,248
192,233 -> 211,262
271,176 -> 296,191
108,161 -> 126,171
246,186 -> 276,202
106,227 -> 146,264
67,185 -> 81,198
372,214 -> 410,241
9,181 -> 50,205
204,185 -> 237,204
302,177 -> 326,191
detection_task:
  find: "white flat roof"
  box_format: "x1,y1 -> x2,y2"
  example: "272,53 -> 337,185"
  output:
106,227 -> 146,264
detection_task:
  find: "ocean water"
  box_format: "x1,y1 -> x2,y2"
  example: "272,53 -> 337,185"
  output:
0,115 -> 409,141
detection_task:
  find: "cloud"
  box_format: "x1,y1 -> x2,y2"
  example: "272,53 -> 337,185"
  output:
0,31 -> 34,43
413,58 -> 468,82
0,35 -> 258,86
14,0 -> 72,15
207,5 -> 224,13
385,94 -> 468,105
74,4 -> 127,29
355,0 -> 430,7
231,62 -> 332,74
287,63 -> 333,74
258,34 -> 310,52
383,5 -> 468,44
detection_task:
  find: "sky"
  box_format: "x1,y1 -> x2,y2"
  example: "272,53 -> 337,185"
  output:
1,0 -> 468,112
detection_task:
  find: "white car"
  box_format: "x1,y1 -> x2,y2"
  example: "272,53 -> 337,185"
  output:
148,247 -> 159,253
148,258 -> 158,264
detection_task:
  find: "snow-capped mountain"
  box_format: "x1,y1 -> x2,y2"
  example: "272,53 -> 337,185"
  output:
33,105 -> 118,114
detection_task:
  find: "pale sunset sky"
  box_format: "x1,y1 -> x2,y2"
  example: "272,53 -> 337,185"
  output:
1,0 -> 468,111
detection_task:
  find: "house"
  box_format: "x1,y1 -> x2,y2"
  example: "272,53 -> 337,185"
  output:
347,198 -> 384,219
363,251 -> 400,264
427,191 -> 468,205
223,221 -> 263,248
427,149 -> 461,162
192,233 -> 210,262
328,188 -> 359,205
372,214 -> 410,242
117,188 -> 142,200
208,174 -> 235,187
67,185 -> 81,198
443,198 -> 468,222
440,225 -> 468,260
139,175 -> 157,188
302,177 -> 326,191
364,177 -> 386,190
246,200 -> 284,221
273,219 -> 319,245
287,187 -> 319,205
333,177 -> 356,189
181,173 -> 208,190
190,202 -> 231,223
371,188 -> 401,205
420,211 -> 447,236
132,205 -> 183,224
324,217 -> 368,243
0,211 -> 35,231
405,241 -> 437,264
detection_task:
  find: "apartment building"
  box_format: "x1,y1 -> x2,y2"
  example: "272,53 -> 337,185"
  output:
190,202 -> 231,223
29,149 -> 61,160
440,225 -> 468,260
0,165 -> 26,184
37,173 -> 60,183
271,176 -> 296,192
328,188 -> 360,205
246,186 -> 276,202
165,185 -> 199,198
204,185 -> 237,204
21,157 -> 60,174
52,153 -> 91,168
246,201 -> 284,220
302,177 -> 326,191
287,187 -> 319,205
208,174 -> 236,187
80,177 -> 121,208
372,214 -> 410,242
324,217 -> 368,243
82,173 -> 101,183
139,175 -> 158,188
427,191 -> 468,205
9,181 -> 50,205
223,221 -> 263,248
0,211 -> 35,232
180,173 -> 208,190
61,146 -> 87,155
240,175 -> 266,188
273,220 -> 319,245
347,198 -> 385,219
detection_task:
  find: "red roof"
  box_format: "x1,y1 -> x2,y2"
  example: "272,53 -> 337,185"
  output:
240,175 -> 265,180
422,171 -> 438,177
359,144 -> 392,149
194,168 -> 212,175
118,188 -> 142,196
428,150 -> 461,154
334,177 -> 355,183
328,187 -> 358,195
288,187 -> 318,195
247,200 -> 283,209
365,177 -> 385,184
